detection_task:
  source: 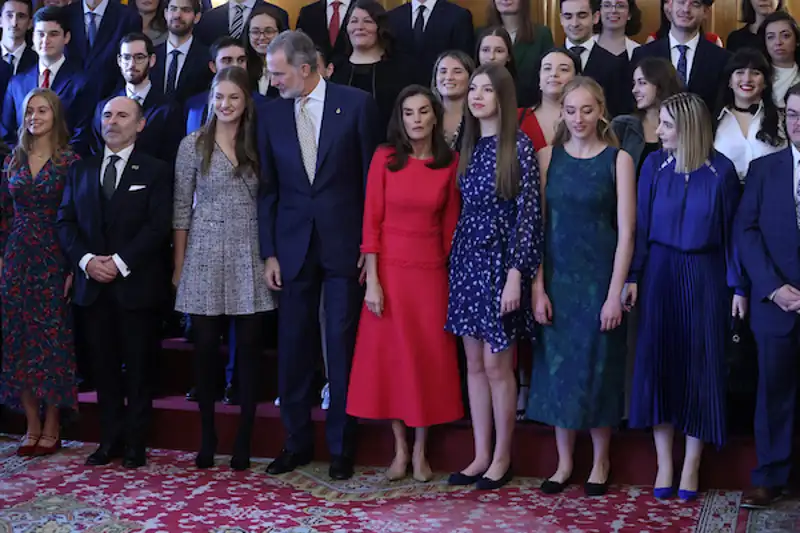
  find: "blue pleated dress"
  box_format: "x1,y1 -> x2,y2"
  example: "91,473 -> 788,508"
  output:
628,150 -> 742,448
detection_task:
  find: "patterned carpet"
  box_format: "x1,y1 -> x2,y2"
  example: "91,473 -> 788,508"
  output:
0,436 -> 780,532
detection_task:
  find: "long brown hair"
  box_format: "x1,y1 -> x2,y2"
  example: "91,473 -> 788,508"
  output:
458,63 -> 520,200
553,77 -> 619,147
385,85 -> 453,171
486,0 -> 536,43
10,88 -> 70,172
196,67 -> 259,177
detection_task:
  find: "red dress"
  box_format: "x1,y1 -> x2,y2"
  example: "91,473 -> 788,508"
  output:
518,109 -> 548,152
346,147 -> 463,427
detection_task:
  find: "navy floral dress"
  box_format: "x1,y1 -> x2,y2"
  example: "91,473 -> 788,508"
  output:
0,150 -> 79,410
445,132 -> 543,352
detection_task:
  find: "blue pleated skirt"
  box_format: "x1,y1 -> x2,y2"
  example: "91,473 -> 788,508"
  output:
629,243 -> 728,447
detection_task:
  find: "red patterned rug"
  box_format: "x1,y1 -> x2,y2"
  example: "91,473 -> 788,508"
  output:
0,437 -> 745,532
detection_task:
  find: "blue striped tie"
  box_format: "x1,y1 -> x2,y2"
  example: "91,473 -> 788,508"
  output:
676,44 -> 688,88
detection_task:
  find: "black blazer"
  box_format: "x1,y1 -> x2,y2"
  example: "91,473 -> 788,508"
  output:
631,36 -> 731,115
0,62 -> 9,111
150,38 -> 213,104
57,149 -> 173,310
296,0 -> 356,67
64,1 -> 143,99
15,45 -> 37,75
387,0 -> 473,85
195,0 -> 289,47
582,44 -> 631,117
92,87 -> 184,164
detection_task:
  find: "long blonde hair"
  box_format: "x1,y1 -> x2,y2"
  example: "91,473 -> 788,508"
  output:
457,63 -> 520,200
10,88 -> 70,172
552,76 -> 619,148
660,92 -> 713,173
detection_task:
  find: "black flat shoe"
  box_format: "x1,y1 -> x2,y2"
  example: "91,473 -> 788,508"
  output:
230,455 -> 250,471
541,479 -> 569,494
447,471 -> 486,486
476,467 -> 513,490
584,481 -> 609,497
266,449 -> 312,475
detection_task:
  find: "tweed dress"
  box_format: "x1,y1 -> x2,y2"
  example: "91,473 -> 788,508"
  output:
173,132 -> 275,316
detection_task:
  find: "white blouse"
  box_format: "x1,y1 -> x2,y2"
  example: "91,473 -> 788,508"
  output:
773,64 -> 800,108
714,104 -> 785,182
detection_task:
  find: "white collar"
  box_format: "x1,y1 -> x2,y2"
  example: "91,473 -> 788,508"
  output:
717,100 -> 764,121
411,0 -> 437,13
126,81 -> 152,102
566,35 -> 596,54
39,55 -> 66,77
229,0 -> 256,11
298,76 -> 326,104
1,41 -> 25,57
84,0 -> 109,18
103,143 -> 135,164
167,35 -> 193,56
792,143 -> 800,168
668,30 -> 701,52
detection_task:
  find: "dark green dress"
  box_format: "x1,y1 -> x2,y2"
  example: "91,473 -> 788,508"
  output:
526,145 -> 626,430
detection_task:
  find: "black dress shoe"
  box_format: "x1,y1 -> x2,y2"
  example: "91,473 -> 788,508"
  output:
86,444 -> 124,466
541,479 -> 569,494
329,455 -> 354,480
230,455 -> 250,471
185,387 -> 197,402
123,448 -> 146,469
223,384 -> 239,406
476,467 -> 513,490
195,435 -> 218,469
447,471 -> 486,486
266,449 -> 312,475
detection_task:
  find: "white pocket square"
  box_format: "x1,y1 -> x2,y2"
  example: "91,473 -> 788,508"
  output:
128,185 -> 146,191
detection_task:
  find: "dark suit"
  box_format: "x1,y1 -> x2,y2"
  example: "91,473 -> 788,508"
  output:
580,43 -> 631,117
195,0 -> 289,47
734,147 -> 800,489
93,87 -> 184,164
64,1 -> 143,99
57,148 -> 172,452
296,0 -> 355,68
631,36 -> 731,116
1,60 -> 95,154
14,46 -> 38,76
387,0 -> 473,85
0,62 -> 10,113
150,38 -> 213,104
257,81 -> 379,457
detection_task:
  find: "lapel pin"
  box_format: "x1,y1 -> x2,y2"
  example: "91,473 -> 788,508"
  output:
131,165 -> 139,170
336,108 -> 341,114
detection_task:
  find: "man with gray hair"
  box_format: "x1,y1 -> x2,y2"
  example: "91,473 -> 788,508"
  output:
258,30 -> 380,481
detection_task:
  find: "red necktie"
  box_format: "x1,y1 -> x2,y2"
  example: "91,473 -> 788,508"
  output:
41,68 -> 50,89
329,1 -> 342,46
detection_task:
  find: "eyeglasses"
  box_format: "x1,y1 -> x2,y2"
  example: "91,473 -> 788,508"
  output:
118,53 -> 150,64
601,2 -> 628,11
166,5 -> 195,14
249,28 -> 278,38
787,111 -> 800,122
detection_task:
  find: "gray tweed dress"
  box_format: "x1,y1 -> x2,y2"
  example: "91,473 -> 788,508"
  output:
173,132 -> 276,316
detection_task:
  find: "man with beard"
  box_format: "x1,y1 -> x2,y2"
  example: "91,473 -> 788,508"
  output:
91,33 -> 183,164
151,0 -> 212,104
58,96 -> 172,469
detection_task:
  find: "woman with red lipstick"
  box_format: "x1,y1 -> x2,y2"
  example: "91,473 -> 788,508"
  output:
727,0 -> 783,53
527,76 -> 636,497
757,11 -> 800,107
446,63 -> 543,490
714,49 -> 785,183
347,85 -> 462,483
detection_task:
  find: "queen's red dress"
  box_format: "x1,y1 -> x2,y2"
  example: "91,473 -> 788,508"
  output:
346,147 -> 463,427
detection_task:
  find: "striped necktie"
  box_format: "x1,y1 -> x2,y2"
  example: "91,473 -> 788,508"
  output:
231,5 -> 245,39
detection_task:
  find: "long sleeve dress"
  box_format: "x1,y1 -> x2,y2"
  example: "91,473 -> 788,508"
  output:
346,147 -> 463,427
445,132 -> 544,353
628,150 -> 742,448
0,150 -> 79,410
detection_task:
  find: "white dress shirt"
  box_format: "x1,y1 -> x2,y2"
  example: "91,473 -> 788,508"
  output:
38,55 -> 66,87
126,81 -> 152,105
410,0 -> 437,30
1,42 -> 26,74
295,77 -> 326,144
78,144 -> 136,278
165,36 -> 194,92
792,143 -> 800,199
566,35 -> 597,70
327,0 -> 350,27
229,0 -> 256,31
714,105 -> 786,181
773,64 -> 800,109
83,0 -> 109,36
668,30 -> 700,85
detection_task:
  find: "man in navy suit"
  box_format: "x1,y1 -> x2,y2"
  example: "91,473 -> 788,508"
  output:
1,0 -> 38,75
57,96 -> 172,469
631,0 -> 729,114
1,6 -> 94,152
92,33 -> 183,162
296,0 -> 355,69
387,0 -> 473,85
259,30 -> 379,481
560,0 -> 629,116
195,0 -> 288,47
64,0 -> 143,99
150,0 -> 212,104
735,84 -> 800,509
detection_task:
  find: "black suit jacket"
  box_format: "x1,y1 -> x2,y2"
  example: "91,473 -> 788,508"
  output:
15,46 -> 37,75
195,0 -> 289,47
0,62 -> 9,112
57,149 -> 173,310
581,44 -> 631,117
64,1 -> 143,99
150,38 -> 213,104
296,0 -> 356,67
387,0 -> 473,85
631,36 -> 731,115
92,87 -> 184,164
